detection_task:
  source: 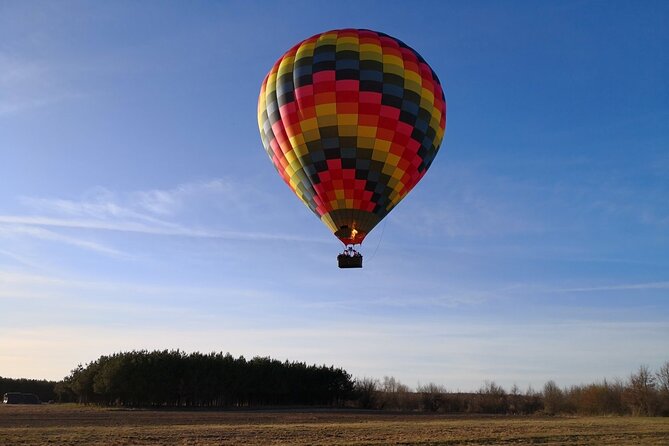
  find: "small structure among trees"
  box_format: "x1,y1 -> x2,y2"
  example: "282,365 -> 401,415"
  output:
3,392 -> 41,404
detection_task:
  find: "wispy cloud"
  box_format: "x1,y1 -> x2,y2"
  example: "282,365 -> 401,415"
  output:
0,215 -> 321,243
1,180 -> 323,260
0,52 -> 79,116
0,270 -> 280,320
393,166 -> 544,238
0,215 -> 207,236
302,293 -> 489,311
0,248 -> 45,269
0,95 -> 77,116
20,187 -> 179,226
460,280 -> 669,297
556,282 -> 669,292
132,179 -> 237,216
0,224 -> 126,257
547,152 -> 669,229
401,152 -> 669,243
0,270 -> 272,300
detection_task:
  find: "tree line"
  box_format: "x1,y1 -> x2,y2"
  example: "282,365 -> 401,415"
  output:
3,351 -> 668,416
360,362 -> 669,416
0,377 -> 57,403
54,350 -> 353,407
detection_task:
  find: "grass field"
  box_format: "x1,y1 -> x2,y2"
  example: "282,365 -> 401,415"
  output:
1,404 -> 668,445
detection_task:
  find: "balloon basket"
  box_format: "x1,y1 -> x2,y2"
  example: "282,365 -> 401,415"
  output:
337,248 -> 363,268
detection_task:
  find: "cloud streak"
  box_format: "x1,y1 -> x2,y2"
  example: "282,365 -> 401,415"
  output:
131,179 -> 237,216
392,165 -> 546,238
0,215 -> 322,243
0,224 -> 126,257
0,52 -> 80,116
2,179 -> 325,258
556,282 -> 669,292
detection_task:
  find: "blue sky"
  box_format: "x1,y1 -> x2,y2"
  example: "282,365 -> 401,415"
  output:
1,1 -> 667,390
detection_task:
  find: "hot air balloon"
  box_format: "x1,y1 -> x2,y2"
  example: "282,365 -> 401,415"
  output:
258,29 -> 446,268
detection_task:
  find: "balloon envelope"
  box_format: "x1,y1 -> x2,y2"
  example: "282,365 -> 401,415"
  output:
258,29 -> 446,245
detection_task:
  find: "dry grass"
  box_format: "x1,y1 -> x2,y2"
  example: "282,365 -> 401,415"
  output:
1,404 -> 668,445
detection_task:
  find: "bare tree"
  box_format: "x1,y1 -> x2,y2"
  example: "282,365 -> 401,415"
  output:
381,376 -> 410,395
656,361 -> 669,415
355,377 -> 379,409
508,383 -> 521,414
522,385 -> 543,414
379,376 -> 413,410
417,382 -> 446,412
656,362 -> 669,394
624,365 -> 657,416
543,380 -> 564,415
477,381 -> 507,413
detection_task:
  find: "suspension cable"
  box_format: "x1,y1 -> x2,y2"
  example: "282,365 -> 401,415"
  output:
366,219 -> 388,264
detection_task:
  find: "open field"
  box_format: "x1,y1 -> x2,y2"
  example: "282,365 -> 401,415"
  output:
1,404 -> 668,445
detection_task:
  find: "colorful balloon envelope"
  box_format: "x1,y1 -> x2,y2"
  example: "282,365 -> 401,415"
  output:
258,29 -> 446,250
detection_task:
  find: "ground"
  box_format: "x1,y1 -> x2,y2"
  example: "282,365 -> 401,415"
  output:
1,404 -> 668,445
